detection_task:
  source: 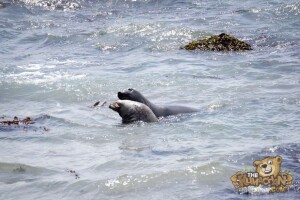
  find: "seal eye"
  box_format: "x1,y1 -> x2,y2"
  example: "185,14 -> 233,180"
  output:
128,88 -> 133,92
268,160 -> 272,165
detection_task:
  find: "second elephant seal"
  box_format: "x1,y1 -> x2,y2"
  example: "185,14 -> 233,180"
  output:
109,100 -> 158,123
118,88 -> 199,117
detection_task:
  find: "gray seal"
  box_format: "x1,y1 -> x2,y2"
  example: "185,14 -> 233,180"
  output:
118,88 -> 199,117
109,100 -> 158,123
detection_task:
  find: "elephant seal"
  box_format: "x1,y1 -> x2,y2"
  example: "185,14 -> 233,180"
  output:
118,88 -> 199,117
109,100 -> 158,123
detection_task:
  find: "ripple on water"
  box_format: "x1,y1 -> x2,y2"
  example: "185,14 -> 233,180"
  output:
0,0 -> 299,199
0,162 -> 55,184
98,161 -> 226,194
18,0 -> 81,10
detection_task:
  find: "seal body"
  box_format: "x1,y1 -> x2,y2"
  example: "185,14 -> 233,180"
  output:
118,88 -> 199,117
109,100 -> 158,123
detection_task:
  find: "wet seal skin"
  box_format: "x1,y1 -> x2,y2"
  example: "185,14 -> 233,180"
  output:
118,88 -> 199,117
109,100 -> 158,123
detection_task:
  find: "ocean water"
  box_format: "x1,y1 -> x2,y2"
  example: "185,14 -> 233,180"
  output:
0,0 -> 299,199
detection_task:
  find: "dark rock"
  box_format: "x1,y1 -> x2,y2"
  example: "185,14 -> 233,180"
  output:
182,33 -> 252,51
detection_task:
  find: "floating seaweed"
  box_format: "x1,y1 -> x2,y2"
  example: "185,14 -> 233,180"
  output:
100,101 -> 107,107
93,101 -> 100,107
182,33 -> 252,51
66,169 -> 80,179
0,115 -> 50,133
0,116 -> 34,125
13,166 -> 26,173
43,127 -> 50,132
89,100 -> 107,108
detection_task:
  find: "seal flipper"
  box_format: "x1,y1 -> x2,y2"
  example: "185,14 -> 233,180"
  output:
121,112 -> 137,124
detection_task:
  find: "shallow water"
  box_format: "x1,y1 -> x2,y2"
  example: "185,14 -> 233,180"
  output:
0,0 -> 299,199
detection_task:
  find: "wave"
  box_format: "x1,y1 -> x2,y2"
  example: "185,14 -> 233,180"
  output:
0,162 -> 55,184
14,0 -> 81,10
90,161 -> 225,194
0,162 -> 53,174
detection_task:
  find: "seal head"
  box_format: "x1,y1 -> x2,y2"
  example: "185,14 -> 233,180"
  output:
118,88 -> 147,104
109,100 -> 158,123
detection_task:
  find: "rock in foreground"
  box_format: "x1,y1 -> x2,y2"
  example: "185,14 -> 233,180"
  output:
182,33 -> 252,51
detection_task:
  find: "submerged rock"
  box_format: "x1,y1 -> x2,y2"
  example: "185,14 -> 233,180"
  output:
182,33 -> 252,51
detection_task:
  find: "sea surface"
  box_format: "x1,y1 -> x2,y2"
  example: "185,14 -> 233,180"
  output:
0,0 -> 299,199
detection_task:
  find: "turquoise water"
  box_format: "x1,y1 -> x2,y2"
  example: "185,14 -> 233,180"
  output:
0,0 -> 299,199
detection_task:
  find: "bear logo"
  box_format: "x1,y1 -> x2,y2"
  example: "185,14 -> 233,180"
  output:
253,155 -> 282,178
231,155 -> 293,193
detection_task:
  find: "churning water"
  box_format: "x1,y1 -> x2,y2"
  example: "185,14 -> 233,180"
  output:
0,0 -> 299,199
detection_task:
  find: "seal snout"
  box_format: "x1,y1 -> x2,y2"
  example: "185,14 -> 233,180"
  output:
109,102 -> 120,112
117,92 -> 123,99
118,92 -> 127,100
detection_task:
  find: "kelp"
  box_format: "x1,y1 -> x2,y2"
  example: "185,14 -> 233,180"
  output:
182,33 -> 252,51
0,116 -> 34,125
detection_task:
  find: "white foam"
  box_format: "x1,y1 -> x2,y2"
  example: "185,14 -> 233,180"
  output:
6,70 -> 85,85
